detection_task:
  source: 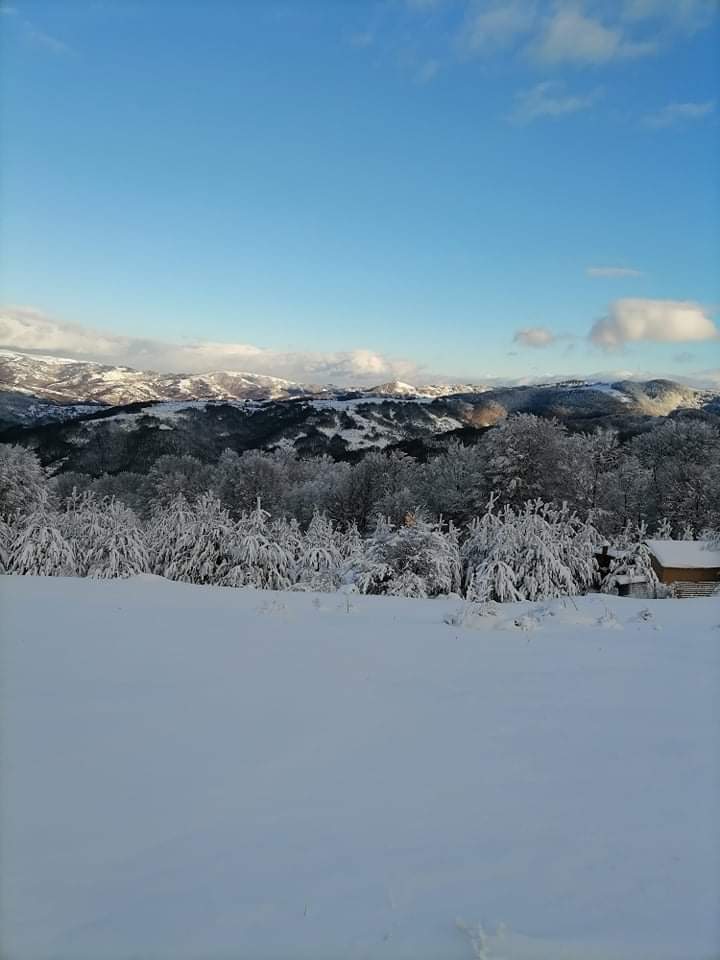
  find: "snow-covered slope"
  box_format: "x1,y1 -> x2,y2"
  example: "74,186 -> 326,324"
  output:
0,349 -> 321,405
0,389 -> 105,429
2,350 -> 718,416
367,379 -> 420,397
2,576 -> 718,959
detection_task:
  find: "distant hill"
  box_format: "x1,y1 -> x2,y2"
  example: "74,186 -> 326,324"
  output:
2,351 -> 718,475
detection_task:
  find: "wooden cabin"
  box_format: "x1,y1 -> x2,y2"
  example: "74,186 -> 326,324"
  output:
645,540 -> 720,598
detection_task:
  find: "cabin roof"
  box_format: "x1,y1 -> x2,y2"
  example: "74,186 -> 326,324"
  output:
645,539 -> 720,570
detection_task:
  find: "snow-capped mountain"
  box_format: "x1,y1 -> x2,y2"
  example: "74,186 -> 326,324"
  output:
1,350 -> 718,460
366,380 -> 421,397
0,349 -> 490,407
0,349 -> 324,406
3,349 -> 715,415
366,380 -> 492,398
3,373 -> 718,476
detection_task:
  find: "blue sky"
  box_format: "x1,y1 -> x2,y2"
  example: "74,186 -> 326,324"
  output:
0,0 -> 718,384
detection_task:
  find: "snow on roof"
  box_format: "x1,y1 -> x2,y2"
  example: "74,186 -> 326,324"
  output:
645,539 -> 720,569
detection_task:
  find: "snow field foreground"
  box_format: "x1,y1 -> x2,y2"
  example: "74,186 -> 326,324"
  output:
1,577 -> 719,960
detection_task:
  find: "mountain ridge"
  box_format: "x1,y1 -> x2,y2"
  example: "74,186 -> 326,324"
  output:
4,348 -> 716,411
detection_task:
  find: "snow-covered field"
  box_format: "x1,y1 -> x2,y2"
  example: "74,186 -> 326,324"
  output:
1,576 -> 719,960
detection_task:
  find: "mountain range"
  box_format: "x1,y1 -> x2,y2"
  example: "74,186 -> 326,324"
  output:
0,349 -> 490,410
1,349 -> 719,476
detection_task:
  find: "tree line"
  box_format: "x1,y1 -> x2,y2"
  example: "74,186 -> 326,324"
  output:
31,413 -> 720,537
2,412 -> 718,600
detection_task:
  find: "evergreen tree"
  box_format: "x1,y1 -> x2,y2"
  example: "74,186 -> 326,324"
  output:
10,497 -> 76,577
354,513 -> 460,598
466,558 -> 521,603
84,498 -> 149,579
147,493 -> 234,583
601,540 -> 659,596
295,510 -> 342,592
0,444 -> 47,519
654,517 -> 674,539
225,499 -> 295,590
0,516 -> 14,573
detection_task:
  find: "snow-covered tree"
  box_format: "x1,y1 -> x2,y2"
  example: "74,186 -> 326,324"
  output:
83,498 -> 149,578
295,510 -> 342,592
463,498 -> 596,603
483,415 -> 572,508
148,493 -> 235,584
225,499 -> 295,590
146,493 -> 196,578
416,441 -> 486,523
354,513 -> 460,598
551,504 -> 599,593
0,516 -> 14,573
9,497 -> 76,577
600,524 -> 659,595
509,503 -> 577,601
0,444 -> 47,519
146,455 -> 214,507
654,517 -> 674,539
59,489 -> 103,576
461,493 -> 504,592
466,558 -> 520,603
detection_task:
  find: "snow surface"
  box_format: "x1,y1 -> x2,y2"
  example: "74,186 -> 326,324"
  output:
579,383 -> 632,404
645,539 -> 720,570
1,577 -> 719,960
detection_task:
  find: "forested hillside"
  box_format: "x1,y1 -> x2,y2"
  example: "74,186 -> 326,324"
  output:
2,411 -> 718,601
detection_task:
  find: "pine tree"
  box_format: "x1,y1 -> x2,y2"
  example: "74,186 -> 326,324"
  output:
349,516 -> 396,595
463,498 -> 595,603
466,558 -> 521,603
601,540 -> 659,596
178,493 -> 236,584
461,493 -> 504,593
84,498 -> 149,578
59,489 -> 104,577
295,510 -> 343,592
10,497 -> 76,577
225,499 -> 295,590
0,444 -> 47,519
0,516 -> 14,573
148,493 -> 234,584
551,504 -> 599,593
354,513 -> 460,598
509,503 -> 576,601
654,517 -> 674,539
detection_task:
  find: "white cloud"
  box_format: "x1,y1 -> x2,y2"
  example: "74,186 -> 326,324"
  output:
459,1 -> 537,54
393,1 -> 715,74
0,307 -> 421,385
513,326 -> 557,348
643,100 -> 715,127
530,6 -> 657,64
621,0 -> 716,34
511,81 -> 600,123
590,299 -> 719,349
587,265 -> 644,278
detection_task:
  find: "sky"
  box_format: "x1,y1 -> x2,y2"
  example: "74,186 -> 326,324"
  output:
0,0 -> 719,386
